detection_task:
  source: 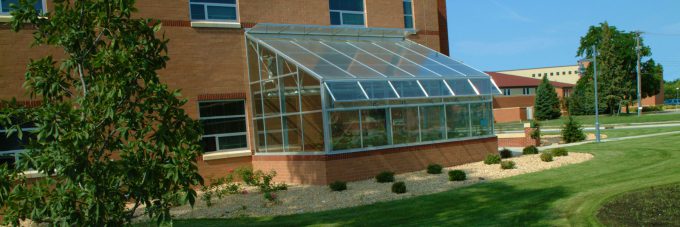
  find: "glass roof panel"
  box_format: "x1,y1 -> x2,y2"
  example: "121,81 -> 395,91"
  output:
419,80 -> 451,97
469,78 -> 499,95
360,81 -> 398,99
350,42 -> 440,78
260,40 -> 355,80
398,41 -> 488,77
373,42 -> 467,78
323,41 -> 414,78
390,80 -> 426,98
445,79 -> 477,96
326,81 -> 367,101
292,40 -> 385,79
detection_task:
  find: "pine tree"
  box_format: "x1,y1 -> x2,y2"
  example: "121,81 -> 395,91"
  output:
534,75 -> 562,120
562,116 -> 586,143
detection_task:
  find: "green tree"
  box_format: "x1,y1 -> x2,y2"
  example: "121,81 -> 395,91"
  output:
0,0 -> 203,225
572,22 -> 663,115
534,76 -> 561,120
663,79 -> 680,100
561,116 -> 586,143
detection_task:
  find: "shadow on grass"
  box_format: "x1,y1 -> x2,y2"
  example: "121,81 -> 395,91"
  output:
169,181 -> 569,227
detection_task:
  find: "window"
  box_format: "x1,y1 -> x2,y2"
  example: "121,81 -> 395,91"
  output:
329,0 -> 365,26
569,71 -> 572,75
0,124 -> 35,168
199,100 -> 247,152
503,88 -> 511,96
1,0 -> 45,14
562,71 -> 566,75
532,74 -> 536,77
190,0 -> 237,22
550,72 -> 554,76
523,87 -> 532,95
403,0 -> 413,29
544,73 -> 548,77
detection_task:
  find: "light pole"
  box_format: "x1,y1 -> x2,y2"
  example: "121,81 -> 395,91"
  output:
676,87 -> 679,111
579,45 -> 601,143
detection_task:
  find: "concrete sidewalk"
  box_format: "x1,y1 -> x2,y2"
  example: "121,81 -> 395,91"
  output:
501,130 -> 680,152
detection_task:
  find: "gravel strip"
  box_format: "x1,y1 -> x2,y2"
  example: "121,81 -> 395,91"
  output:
143,152 -> 593,220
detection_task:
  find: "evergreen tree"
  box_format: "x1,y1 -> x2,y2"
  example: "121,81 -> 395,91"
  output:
562,116 -> 586,143
534,75 -> 561,120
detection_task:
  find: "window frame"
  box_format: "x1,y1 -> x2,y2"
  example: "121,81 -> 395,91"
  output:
403,0 -> 414,29
198,99 -> 248,153
0,126 -> 36,167
329,0 -> 365,26
189,0 -> 239,22
0,0 -> 46,15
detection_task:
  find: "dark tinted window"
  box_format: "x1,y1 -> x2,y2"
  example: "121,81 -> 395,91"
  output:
329,0 -> 363,11
199,100 -> 245,118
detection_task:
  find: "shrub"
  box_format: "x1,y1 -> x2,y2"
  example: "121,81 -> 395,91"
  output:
523,145 -> 539,155
484,154 -> 501,165
562,116 -> 586,143
540,152 -> 554,162
200,174 -> 242,207
426,164 -> 443,174
235,167 -> 288,202
500,161 -> 516,169
551,148 -> 569,156
500,148 -> 513,158
375,171 -> 395,183
391,182 -> 407,194
530,120 -> 541,140
535,75 -> 562,120
329,181 -> 347,191
448,170 -> 466,181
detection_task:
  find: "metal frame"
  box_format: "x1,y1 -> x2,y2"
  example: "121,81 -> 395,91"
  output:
189,0 -> 238,22
198,99 -> 248,152
244,25 -> 497,156
329,8 -> 365,26
403,0 -> 414,29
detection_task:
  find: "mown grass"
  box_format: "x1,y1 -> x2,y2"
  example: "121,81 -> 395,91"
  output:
542,125 -> 680,139
597,183 -> 680,226
166,134 -> 680,226
495,112 -> 680,132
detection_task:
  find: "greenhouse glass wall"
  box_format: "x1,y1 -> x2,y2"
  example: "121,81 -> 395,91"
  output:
246,24 -> 500,155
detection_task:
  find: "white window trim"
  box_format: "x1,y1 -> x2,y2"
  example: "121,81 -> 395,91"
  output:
0,0 -> 47,22
199,100 -> 249,153
330,2 -> 366,27
189,1 -> 239,24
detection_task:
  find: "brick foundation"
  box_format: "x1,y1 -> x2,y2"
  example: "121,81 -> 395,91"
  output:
252,137 -> 498,185
497,126 -> 539,148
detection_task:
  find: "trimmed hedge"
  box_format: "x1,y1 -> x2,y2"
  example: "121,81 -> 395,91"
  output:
375,171 -> 395,183
484,154 -> 501,165
500,161 -> 516,169
551,148 -> 569,157
426,164 -> 443,174
391,182 -> 407,194
448,170 -> 466,181
523,145 -> 539,155
540,152 -> 553,162
500,148 -> 513,158
329,181 -> 347,191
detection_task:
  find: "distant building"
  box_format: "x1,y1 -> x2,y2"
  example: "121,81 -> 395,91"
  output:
497,65 -> 581,85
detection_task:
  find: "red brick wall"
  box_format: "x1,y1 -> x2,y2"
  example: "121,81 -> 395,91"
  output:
497,128 -> 539,148
494,107 -> 527,123
252,137 -> 498,185
493,95 -> 535,109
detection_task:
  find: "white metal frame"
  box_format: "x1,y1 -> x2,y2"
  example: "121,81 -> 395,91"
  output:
189,0 -> 238,22
403,0 -> 414,29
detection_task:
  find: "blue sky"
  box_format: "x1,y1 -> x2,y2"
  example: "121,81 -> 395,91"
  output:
446,0 -> 680,81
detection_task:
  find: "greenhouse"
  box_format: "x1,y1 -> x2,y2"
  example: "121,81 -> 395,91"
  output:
246,24 -> 500,155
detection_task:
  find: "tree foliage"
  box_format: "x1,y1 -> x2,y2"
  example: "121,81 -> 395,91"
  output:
534,76 -> 561,120
570,22 -> 663,115
663,79 -> 680,100
0,0 -> 203,225
561,116 -> 586,143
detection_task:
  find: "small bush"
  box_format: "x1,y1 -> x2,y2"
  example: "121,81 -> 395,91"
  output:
523,145 -> 539,155
426,164 -> 443,174
484,154 -> 501,165
329,181 -> 347,191
448,170 -> 466,181
375,171 -> 395,183
235,167 -> 288,202
540,152 -> 553,162
500,148 -> 513,158
391,182 -> 407,194
201,175 -> 242,207
551,148 -> 569,156
562,116 -> 586,143
500,161 -> 516,169
263,191 -> 277,202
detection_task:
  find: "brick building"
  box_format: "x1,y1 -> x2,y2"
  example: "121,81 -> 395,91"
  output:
0,0 -> 502,185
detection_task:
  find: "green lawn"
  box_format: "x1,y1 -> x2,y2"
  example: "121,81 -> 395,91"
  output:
542,126 -> 680,139
496,112 -> 680,132
171,134 -> 680,226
